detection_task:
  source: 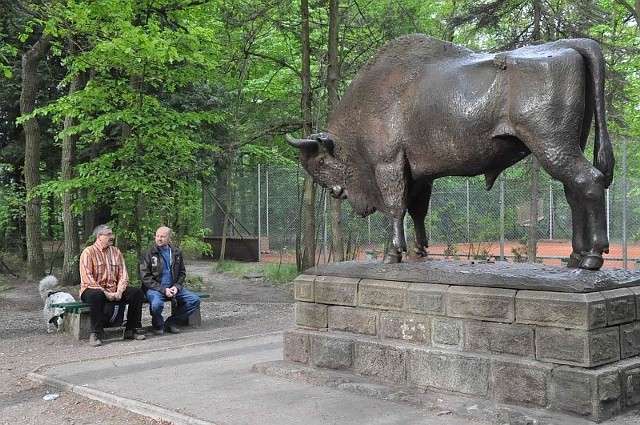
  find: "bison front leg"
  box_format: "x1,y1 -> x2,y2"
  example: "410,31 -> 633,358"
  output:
375,155 -> 409,264
383,217 -> 406,264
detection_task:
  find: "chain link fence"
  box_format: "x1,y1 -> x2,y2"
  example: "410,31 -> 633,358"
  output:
203,150 -> 640,270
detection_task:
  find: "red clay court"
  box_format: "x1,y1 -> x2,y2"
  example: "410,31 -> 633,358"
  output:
259,240 -> 640,270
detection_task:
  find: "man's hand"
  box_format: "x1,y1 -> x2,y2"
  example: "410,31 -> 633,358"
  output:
103,290 -> 123,301
164,287 -> 178,298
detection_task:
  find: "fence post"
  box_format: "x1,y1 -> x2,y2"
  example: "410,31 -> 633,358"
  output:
266,168 -> 270,248
257,164 -> 261,261
549,181 -> 553,240
499,175 -> 505,260
622,138 -> 628,269
466,179 -> 470,243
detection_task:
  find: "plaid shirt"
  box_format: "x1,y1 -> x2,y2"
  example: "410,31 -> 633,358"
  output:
79,241 -> 129,296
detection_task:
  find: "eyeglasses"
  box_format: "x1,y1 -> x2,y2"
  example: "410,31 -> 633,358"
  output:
100,232 -> 113,236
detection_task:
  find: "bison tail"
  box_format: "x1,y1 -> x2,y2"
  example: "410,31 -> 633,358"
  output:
560,39 -> 615,188
584,39 -> 615,188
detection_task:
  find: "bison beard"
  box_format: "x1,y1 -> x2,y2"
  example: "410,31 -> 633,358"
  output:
287,34 -> 614,271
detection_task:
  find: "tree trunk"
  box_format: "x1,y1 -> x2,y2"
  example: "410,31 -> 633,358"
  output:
301,174 -> 316,270
113,75 -> 145,256
220,160 -> 235,262
300,0 -> 316,271
327,0 -> 344,262
60,49 -> 84,286
211,160 -> 230,235
115,120 -> 136,254
20,34 -> 51,280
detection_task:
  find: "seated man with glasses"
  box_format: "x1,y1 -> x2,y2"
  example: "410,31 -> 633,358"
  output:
79,224 -> 146,347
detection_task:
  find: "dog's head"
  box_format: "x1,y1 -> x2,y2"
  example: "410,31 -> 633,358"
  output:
48,312 -> 65,331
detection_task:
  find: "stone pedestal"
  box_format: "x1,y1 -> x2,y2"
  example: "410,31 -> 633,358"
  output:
283,259 -> 640,422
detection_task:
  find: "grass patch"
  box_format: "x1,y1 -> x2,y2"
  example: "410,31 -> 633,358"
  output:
184,274 -> 208,291
214,261 -> 299,285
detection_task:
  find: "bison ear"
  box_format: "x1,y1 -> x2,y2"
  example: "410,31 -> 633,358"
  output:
314,133 -> 335,154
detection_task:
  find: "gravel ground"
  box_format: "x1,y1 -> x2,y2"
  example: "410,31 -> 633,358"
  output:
0,260 -> 294,425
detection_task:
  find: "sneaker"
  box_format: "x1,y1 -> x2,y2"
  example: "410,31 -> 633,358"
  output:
89,332 -> 102,347
164,323 -> 181,334
123,329 -> 146,340
152,327 -> 164,336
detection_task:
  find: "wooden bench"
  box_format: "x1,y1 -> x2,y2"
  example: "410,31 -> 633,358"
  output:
52,291 -> 210,340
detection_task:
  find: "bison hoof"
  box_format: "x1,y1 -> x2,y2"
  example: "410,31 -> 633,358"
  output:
383,252 -> 402,264
566,252 -> 582,268
579,254 -> 604,271
413,246 -> 428,257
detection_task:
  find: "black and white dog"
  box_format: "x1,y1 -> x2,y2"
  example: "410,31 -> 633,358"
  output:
39,275 -> 76,333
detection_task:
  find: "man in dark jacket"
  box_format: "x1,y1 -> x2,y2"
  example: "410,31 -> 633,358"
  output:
139,226 -> 201,334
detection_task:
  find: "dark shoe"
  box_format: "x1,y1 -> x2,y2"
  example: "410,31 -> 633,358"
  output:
123,328 -> 146,340
164,324 -> 181,334
89,332 -> 102,347
152,327 -> 164,336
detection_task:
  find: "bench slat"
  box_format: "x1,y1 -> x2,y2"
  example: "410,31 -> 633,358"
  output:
51,291 -> 210,312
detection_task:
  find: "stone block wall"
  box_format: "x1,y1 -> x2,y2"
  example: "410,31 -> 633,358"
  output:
284,270 -> 640,422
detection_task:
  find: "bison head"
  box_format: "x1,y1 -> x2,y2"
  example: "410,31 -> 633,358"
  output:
286,133 -> 378,217
286,133 -> 349,200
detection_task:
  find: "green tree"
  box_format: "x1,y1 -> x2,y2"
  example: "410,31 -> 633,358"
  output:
0,0 -> 638,278
31,0 -> 224,259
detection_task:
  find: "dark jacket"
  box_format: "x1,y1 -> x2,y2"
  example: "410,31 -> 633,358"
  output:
139,245 -> 186,293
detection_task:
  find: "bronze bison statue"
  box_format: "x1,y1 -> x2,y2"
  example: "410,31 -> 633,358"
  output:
287,34 -> 614,270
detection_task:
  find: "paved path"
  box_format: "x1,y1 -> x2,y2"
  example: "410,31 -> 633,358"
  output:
29,333 -> 488,425
23,261 -> 640,425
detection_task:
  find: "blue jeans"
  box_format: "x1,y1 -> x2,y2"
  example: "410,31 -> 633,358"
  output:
145,287 -> 201,329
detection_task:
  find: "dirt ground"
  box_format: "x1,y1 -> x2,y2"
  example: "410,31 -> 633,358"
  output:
0,260 -> 294,425
3,253 -> 639,424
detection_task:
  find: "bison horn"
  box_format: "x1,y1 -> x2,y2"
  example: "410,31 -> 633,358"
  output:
285,134 -> 319,148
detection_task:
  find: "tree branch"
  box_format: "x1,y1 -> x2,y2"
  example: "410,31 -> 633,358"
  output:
247,51 -> 301,78
613,0 -> 640,28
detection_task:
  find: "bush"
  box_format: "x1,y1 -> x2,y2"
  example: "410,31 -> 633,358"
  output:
214,261 -> 298,285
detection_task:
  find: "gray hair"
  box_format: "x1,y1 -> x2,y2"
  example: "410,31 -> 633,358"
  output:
157,226 -> 173,238
93,224 -> 112,237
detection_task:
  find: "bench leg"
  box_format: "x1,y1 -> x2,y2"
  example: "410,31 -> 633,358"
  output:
171,303 -> 202,327
65,311 -> 92,340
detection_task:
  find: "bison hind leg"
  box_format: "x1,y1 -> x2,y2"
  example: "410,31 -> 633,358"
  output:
566,251 -> 604,270
407,180 -> 433,260
566,252 -> 583,268
412,241 -> 428,257
581,253 -> 604,270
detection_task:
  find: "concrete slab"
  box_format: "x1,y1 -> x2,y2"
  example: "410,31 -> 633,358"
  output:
29,333 -> 486,425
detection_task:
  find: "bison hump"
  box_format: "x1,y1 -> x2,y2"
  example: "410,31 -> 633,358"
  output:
358,34 -> 473,77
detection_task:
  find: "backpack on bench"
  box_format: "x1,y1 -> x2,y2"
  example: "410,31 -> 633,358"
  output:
103,303 -> 128,327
